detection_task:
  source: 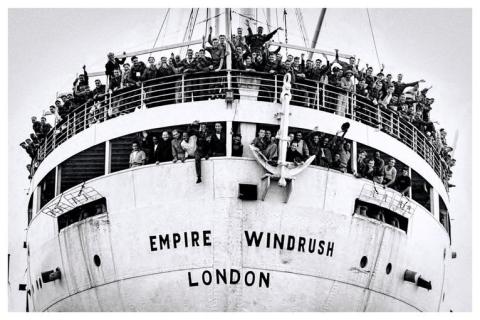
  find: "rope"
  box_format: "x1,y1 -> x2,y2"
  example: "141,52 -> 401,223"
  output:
182,8 -> 199,55
204,8 -> 210,37
283,9 -> 288,54
151,9 -> 171,54
180,9 -> 194,56
275,8 -> 280,42
294,9 -> 309,48
196,11 -> 223,25
231,10 -> 274,29
262,8 -> 271,33
366,9 -> 381,69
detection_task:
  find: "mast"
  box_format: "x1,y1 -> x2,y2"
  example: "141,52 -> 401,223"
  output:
214,8 -> 220,35
308,8 -> 327,60
225,8 -> 232,71
266,8 -> 272,32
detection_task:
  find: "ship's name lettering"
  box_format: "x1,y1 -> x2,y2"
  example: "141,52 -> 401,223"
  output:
188,269 -> 270,288
149,230 -> 212,251
148,230 -> 334,257
244,230 -> 335,257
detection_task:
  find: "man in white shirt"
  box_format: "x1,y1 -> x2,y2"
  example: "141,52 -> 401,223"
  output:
180,132 -> 197,159
129,142 -> 146,168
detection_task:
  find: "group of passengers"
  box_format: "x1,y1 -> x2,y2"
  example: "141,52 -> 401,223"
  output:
127,122 -> 411,195
128,121 -> 231,184
20,19 -> 454,185
250,126 -> 411,195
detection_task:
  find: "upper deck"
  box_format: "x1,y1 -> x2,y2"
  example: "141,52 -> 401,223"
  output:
31,70 -> 450,186
26,70 -> 454,253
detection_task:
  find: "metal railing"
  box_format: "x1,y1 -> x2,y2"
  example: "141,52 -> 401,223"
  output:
32,70 -> 450,185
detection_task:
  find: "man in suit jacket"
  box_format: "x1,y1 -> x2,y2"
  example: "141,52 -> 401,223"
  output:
209,122 -> 226,157
157,131 -> 173,163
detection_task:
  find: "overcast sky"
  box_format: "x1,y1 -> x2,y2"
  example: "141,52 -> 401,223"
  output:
8,8 -> 472,311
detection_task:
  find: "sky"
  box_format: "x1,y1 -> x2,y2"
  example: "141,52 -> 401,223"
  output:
7,8 -> 472,312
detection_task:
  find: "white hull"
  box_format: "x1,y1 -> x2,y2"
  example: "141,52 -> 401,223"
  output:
26,158 -> 452,311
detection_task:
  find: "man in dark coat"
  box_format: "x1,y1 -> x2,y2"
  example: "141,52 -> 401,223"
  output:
105,52 -> 126,80
209,122 -> 226,157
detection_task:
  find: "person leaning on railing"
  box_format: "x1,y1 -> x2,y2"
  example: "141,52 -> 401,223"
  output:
202,32 -> 227,100
129,141 -> 146,168
105,51 -> 126,80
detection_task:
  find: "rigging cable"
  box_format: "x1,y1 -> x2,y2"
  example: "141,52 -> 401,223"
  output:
283,9 -> 289,54
275,8 -> 280,42
366,8 -> 382,69
204,8 -> 210,37
151,8 -> 171,54
294,9 -> 310,48
262,8 -> 271,33
180,9 -> 194,56
183,8 -> 199,55
232,10 -> 272,29
196,11 -> 223,25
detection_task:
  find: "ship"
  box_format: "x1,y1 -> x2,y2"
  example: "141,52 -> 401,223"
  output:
21,8 -> 456,311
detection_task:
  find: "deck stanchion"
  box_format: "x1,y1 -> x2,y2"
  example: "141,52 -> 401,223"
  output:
107,92 -> 111,121
73,113 -> 77,135
140,82 -> 145,109
84,105 -> 87,129
181,75 -> 185,103
227,70 -> 231,90
322,82 -> 325,109
66,114 -> 70,138
274,75 -> 278,103
413,128 -> 417,152
316,82 -> 320,110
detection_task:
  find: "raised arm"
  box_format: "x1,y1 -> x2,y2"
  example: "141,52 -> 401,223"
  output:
207,26 -> 213,46
264,27 -> 282,42
83,65 -> 89,84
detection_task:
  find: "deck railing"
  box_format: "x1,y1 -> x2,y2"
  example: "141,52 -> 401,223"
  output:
32,70 -> 450,185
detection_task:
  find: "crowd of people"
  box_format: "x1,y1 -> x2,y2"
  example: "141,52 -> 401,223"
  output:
128,121 -> 228,184
20,19 -> 454,186
250,126 -> 412,195
125,122 -> 411,196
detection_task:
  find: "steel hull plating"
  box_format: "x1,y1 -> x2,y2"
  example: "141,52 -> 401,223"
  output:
26,158 -> 451,311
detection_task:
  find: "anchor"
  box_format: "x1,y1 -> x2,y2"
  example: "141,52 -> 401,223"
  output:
250,73 -> 316,203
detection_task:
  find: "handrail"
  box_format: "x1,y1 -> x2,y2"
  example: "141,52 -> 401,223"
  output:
30,69 -> 451,188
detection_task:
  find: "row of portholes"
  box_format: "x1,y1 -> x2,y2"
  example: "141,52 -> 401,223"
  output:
360,256 -> 392,275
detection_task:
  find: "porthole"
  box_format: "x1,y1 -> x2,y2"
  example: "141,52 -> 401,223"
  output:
386,263 -> 392,274
360,256 -> 368,268
93,254 -> 101,267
